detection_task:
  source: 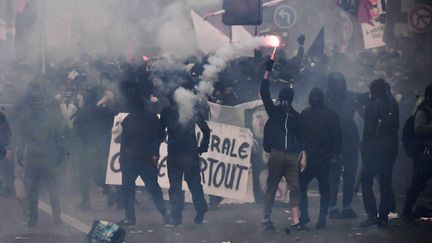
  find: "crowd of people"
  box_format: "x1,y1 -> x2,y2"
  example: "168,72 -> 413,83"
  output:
0,36 -> 430,235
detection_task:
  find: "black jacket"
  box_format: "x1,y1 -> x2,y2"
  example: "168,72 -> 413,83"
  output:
260,79 -> 305,153
362,96 -> 399,156
300,106 -> 341,161
159,105 -> 210,156
120,108 -> 162,164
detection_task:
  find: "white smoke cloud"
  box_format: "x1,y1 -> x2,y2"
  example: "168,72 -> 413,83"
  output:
174,35 -> 278,124
174,87 -> 200,124
156,2 -> 199,61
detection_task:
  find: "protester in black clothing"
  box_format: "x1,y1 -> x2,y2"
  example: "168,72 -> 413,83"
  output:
325,72 -> 362,219
360,79 -> 399,229
401,84 -> 432,225
159,90 -> 210,226
117,85 -> 169,227
74,88 -> 116,210
260,59 -> 307,232
299,87 -> 342,230
18,82 -> 65,227
0,112 -> 12,195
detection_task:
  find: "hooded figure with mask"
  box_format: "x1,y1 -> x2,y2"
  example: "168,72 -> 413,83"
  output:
299,87 -> 341,230
360,79 -> 399,229
159,86 -> 210,226
260,59 -> 307,233
117,82 -> 170,227
401,84 -> 432,225
325,72 -> 363,219
18,82 -> 65,227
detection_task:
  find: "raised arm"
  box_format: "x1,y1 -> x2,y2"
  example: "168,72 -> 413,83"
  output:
260,59 -> 276,116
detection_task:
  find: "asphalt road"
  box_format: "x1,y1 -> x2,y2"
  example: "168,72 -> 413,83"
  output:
0,185 -> 431,243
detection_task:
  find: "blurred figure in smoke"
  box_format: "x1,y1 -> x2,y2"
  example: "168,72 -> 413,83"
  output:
117,83 -> 170,227
18,82 -> 65,227
74,88 -> 117,210
401,84 -> 432,226
260,59 -> 307,233
325,72 -> 363,219
299,87 -> 342,230
159,88 -> 210,226
0,111 -> 12,195
360,79 -> 399,229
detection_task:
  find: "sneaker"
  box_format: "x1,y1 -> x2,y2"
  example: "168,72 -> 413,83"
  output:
339,208 -> 358,219
400,214 -> 418,226
329,209 -> 341,219
291,223 -> 309,232
117,218 -> 136,227
360,217 -> 379,227
163,215 -> 177,228
315,220 -> 326,230
194,212 -> 205,224
262,220 -> 276,232
388,212 -> 399,219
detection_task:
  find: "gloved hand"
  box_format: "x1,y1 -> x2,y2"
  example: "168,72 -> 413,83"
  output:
297,35 -> 305,45
265,59 -> 275,72
197,145 -> 208,155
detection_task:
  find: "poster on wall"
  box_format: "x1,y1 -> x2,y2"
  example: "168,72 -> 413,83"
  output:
359,0 -> 387,49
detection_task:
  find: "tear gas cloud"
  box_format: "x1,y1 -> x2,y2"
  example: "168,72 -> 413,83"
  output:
174,35 -> 280,124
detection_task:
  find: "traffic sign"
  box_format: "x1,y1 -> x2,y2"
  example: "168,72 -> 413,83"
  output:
273,4 -> 297,29
409,4 -> 432,33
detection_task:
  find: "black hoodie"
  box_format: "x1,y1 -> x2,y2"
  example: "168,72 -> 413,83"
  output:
300,88 -> 342,161
260,79 -> 305,153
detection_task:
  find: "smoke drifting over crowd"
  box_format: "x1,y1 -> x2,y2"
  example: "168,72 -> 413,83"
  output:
175,35 -> 280,124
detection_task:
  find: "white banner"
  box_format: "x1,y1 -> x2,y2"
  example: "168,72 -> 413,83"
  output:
105,113 -> 253,201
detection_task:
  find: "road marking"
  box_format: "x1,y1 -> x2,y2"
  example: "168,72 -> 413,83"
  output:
38,201 -> 91,233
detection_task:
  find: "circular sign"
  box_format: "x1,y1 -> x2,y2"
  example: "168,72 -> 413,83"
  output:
273,4 -> 297,29
409,5 -> 432,33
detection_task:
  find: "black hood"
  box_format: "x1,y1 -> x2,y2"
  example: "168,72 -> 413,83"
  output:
328,72 -> 347,98
309,87 -> 324,108
278,87 -> 294,104
370,79 -> 387,99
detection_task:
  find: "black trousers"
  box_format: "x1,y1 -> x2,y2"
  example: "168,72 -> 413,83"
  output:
0,158 -> 15,194
361,152 -> 396,220
79,145 -> 114,205
121,161 -> 166,221
329,145 -> 358,209
299,159 -> 330,224
167,153 -> 207,222
403,158 -> 432,215
27,162 -> 61,221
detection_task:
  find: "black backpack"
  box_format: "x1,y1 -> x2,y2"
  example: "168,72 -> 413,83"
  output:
402,105 -> 432,158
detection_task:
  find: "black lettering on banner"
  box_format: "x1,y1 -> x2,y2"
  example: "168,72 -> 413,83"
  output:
199,157 -> 208,184
238,142 -> 250,159
222,138 -> 230,155
235,164 -> 248,190
158,157 -> 167,177
211,135 -> 221,153
224,163 -> 236,189
110,152 -> 121,173
229,139 -> 237,157
207,158 -> 218,186
213,162 -> 226,188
